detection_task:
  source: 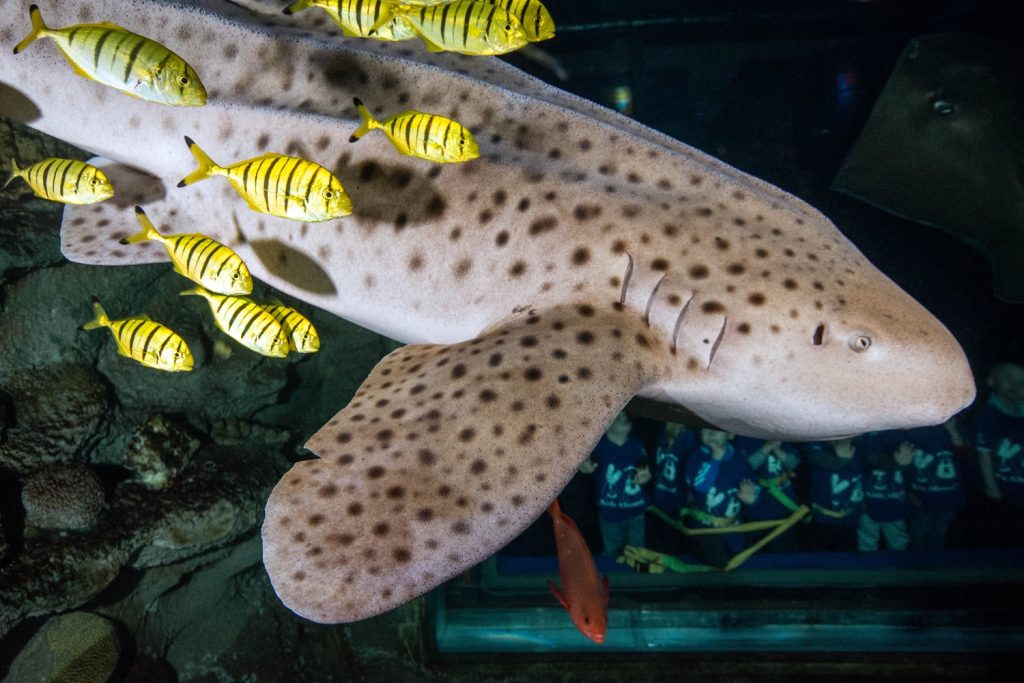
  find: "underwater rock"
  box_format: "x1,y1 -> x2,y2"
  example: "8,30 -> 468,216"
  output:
0,444 -> 285,640
123,414 -> 200,489
0,116 -> 79,281
0,365 -> 109,476
208,416 -> 290,446
3,611 -> 120,683
21,463 -> 106,531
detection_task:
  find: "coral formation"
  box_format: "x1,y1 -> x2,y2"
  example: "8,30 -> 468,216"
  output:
21,463 -> 105,531
123,414 -> 200,489
0,365 -> 109,476
3,611 -> 120,683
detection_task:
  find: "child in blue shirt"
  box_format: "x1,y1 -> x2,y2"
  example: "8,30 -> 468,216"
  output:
803,438 -> 865,552
647,421 -> 698,553
683,429 -> 757,568
906,420 -> 967,550
858,431 -> 913,552
972,361 -> 1024,547
733,437 -> 801,552
580,411 -> 651,556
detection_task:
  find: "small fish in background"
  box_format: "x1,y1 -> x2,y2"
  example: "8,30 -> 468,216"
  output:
547,499 -> 609,644
12,4 -> 206,106
371,0 -> 529,55
180,285 -> 289,358
486,0 -> 555,43
261,301 -> 320,353
79,296 -> 193,372
3,157 -> 113,204
121,206 -> 253,295
282,0 -> 416,41
349,98 -> 480,164
177,137 -> 352,222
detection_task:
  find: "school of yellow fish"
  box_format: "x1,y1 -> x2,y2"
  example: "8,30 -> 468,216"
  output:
5,0 -> 553,371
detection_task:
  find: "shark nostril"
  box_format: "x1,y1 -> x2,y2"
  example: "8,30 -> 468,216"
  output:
812,324 -> 825,346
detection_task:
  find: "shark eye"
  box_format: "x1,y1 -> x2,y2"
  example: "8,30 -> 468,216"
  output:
850,335 -> 872,352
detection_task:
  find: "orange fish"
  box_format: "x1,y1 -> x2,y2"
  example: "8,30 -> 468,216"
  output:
547,499 -> 609,644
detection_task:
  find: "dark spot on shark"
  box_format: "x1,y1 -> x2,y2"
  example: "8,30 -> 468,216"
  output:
702,301 -> 725,314
496,231 -> 509,246
748,292 -> 766,305
689,264 -> 710,279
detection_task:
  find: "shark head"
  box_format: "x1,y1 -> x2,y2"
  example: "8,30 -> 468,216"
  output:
653,239 -> 975,440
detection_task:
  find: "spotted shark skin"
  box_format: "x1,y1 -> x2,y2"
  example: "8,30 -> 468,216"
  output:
0,0 -> 974,623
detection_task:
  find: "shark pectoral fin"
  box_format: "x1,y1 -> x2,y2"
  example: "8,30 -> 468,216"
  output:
261,303 -> 661,623
548,580 -> 569,610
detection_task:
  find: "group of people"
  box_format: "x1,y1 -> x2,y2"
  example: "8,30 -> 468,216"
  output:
571,361 -> 1024,569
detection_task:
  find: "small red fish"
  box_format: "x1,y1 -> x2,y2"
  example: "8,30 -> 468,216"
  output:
547,499 -> 609,644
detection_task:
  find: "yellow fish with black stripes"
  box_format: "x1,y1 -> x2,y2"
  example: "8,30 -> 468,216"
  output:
121,206 -> 252,295
350,98 -> 479,163
177,137 -> 352,222
373,0 -> 529,55
283,0 -> 416,41
79,296 -> 193,372
261,301 -> 320,353
487,0 -> 555,42
3,157 -> 114,204
180,285 -> 290,358
12,4 -> 206,106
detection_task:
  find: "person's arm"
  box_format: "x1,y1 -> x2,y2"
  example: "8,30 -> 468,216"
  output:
746,441 -> 779,471
977,448 -> 1003,499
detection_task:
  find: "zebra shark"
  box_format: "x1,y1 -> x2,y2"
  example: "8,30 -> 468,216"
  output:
0,0 -> 974,623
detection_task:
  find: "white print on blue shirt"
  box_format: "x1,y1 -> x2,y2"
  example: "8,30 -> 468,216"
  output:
703,485 -> 741,518
867,469 -> 906,501
655,449 -> 679,492
994,438 -> 1024,484
912,449 -> 959,493
766,454 -> 783,476
599,463 -> 644,507
830,472 -> 863,509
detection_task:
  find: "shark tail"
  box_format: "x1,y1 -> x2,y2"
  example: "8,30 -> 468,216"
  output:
282,0 -> 315,15
13,5 -> 49,55
79,295 -> 111,331
2,159 -> 22,191
349,98 -> 381,143
120,206 -> 164,245
177,137 -> 223,188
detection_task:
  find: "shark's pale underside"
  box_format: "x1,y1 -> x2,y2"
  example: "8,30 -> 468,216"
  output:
0,0 -> 975,623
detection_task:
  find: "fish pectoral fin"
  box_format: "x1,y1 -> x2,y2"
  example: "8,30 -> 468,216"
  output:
261,303 -> 661,624
548,580 -> 570,610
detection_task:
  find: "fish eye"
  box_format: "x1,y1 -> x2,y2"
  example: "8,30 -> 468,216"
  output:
504,23 -> 512,31
178,75 -> 190,86
323,189 -> 335,199
584,616 -> 591,624
90,177 -> 100,186
231,271 -> 241,280
849,335 -> 872,352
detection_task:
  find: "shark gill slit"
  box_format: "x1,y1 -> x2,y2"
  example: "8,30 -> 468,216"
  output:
670,294 -> 694,353
707,316 -> 728,368
644,274 -> 668,326
619,252 -> 634,304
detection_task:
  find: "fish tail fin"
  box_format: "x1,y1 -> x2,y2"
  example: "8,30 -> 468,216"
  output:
366,2 -> 400,36
2,159 -> 22,190
13,5 -> 49,54
349,98 -> 380,143
282,0 -> 314,15
79,295 -> 110,331
179,285 -> 208,298
120,206 -> 164,245
177,136 -> 222,188
547,498 -> 562,518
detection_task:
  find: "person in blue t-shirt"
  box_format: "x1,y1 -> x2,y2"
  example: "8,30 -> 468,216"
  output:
646,421 -> 698,553
906,420 -> 967,550
580,411 -> 651,556
683,428 -> 758,568
803,438 -> 865,552
733,437 -> 801,552
858,431 -> 913,552
972,361 -> 1024,547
